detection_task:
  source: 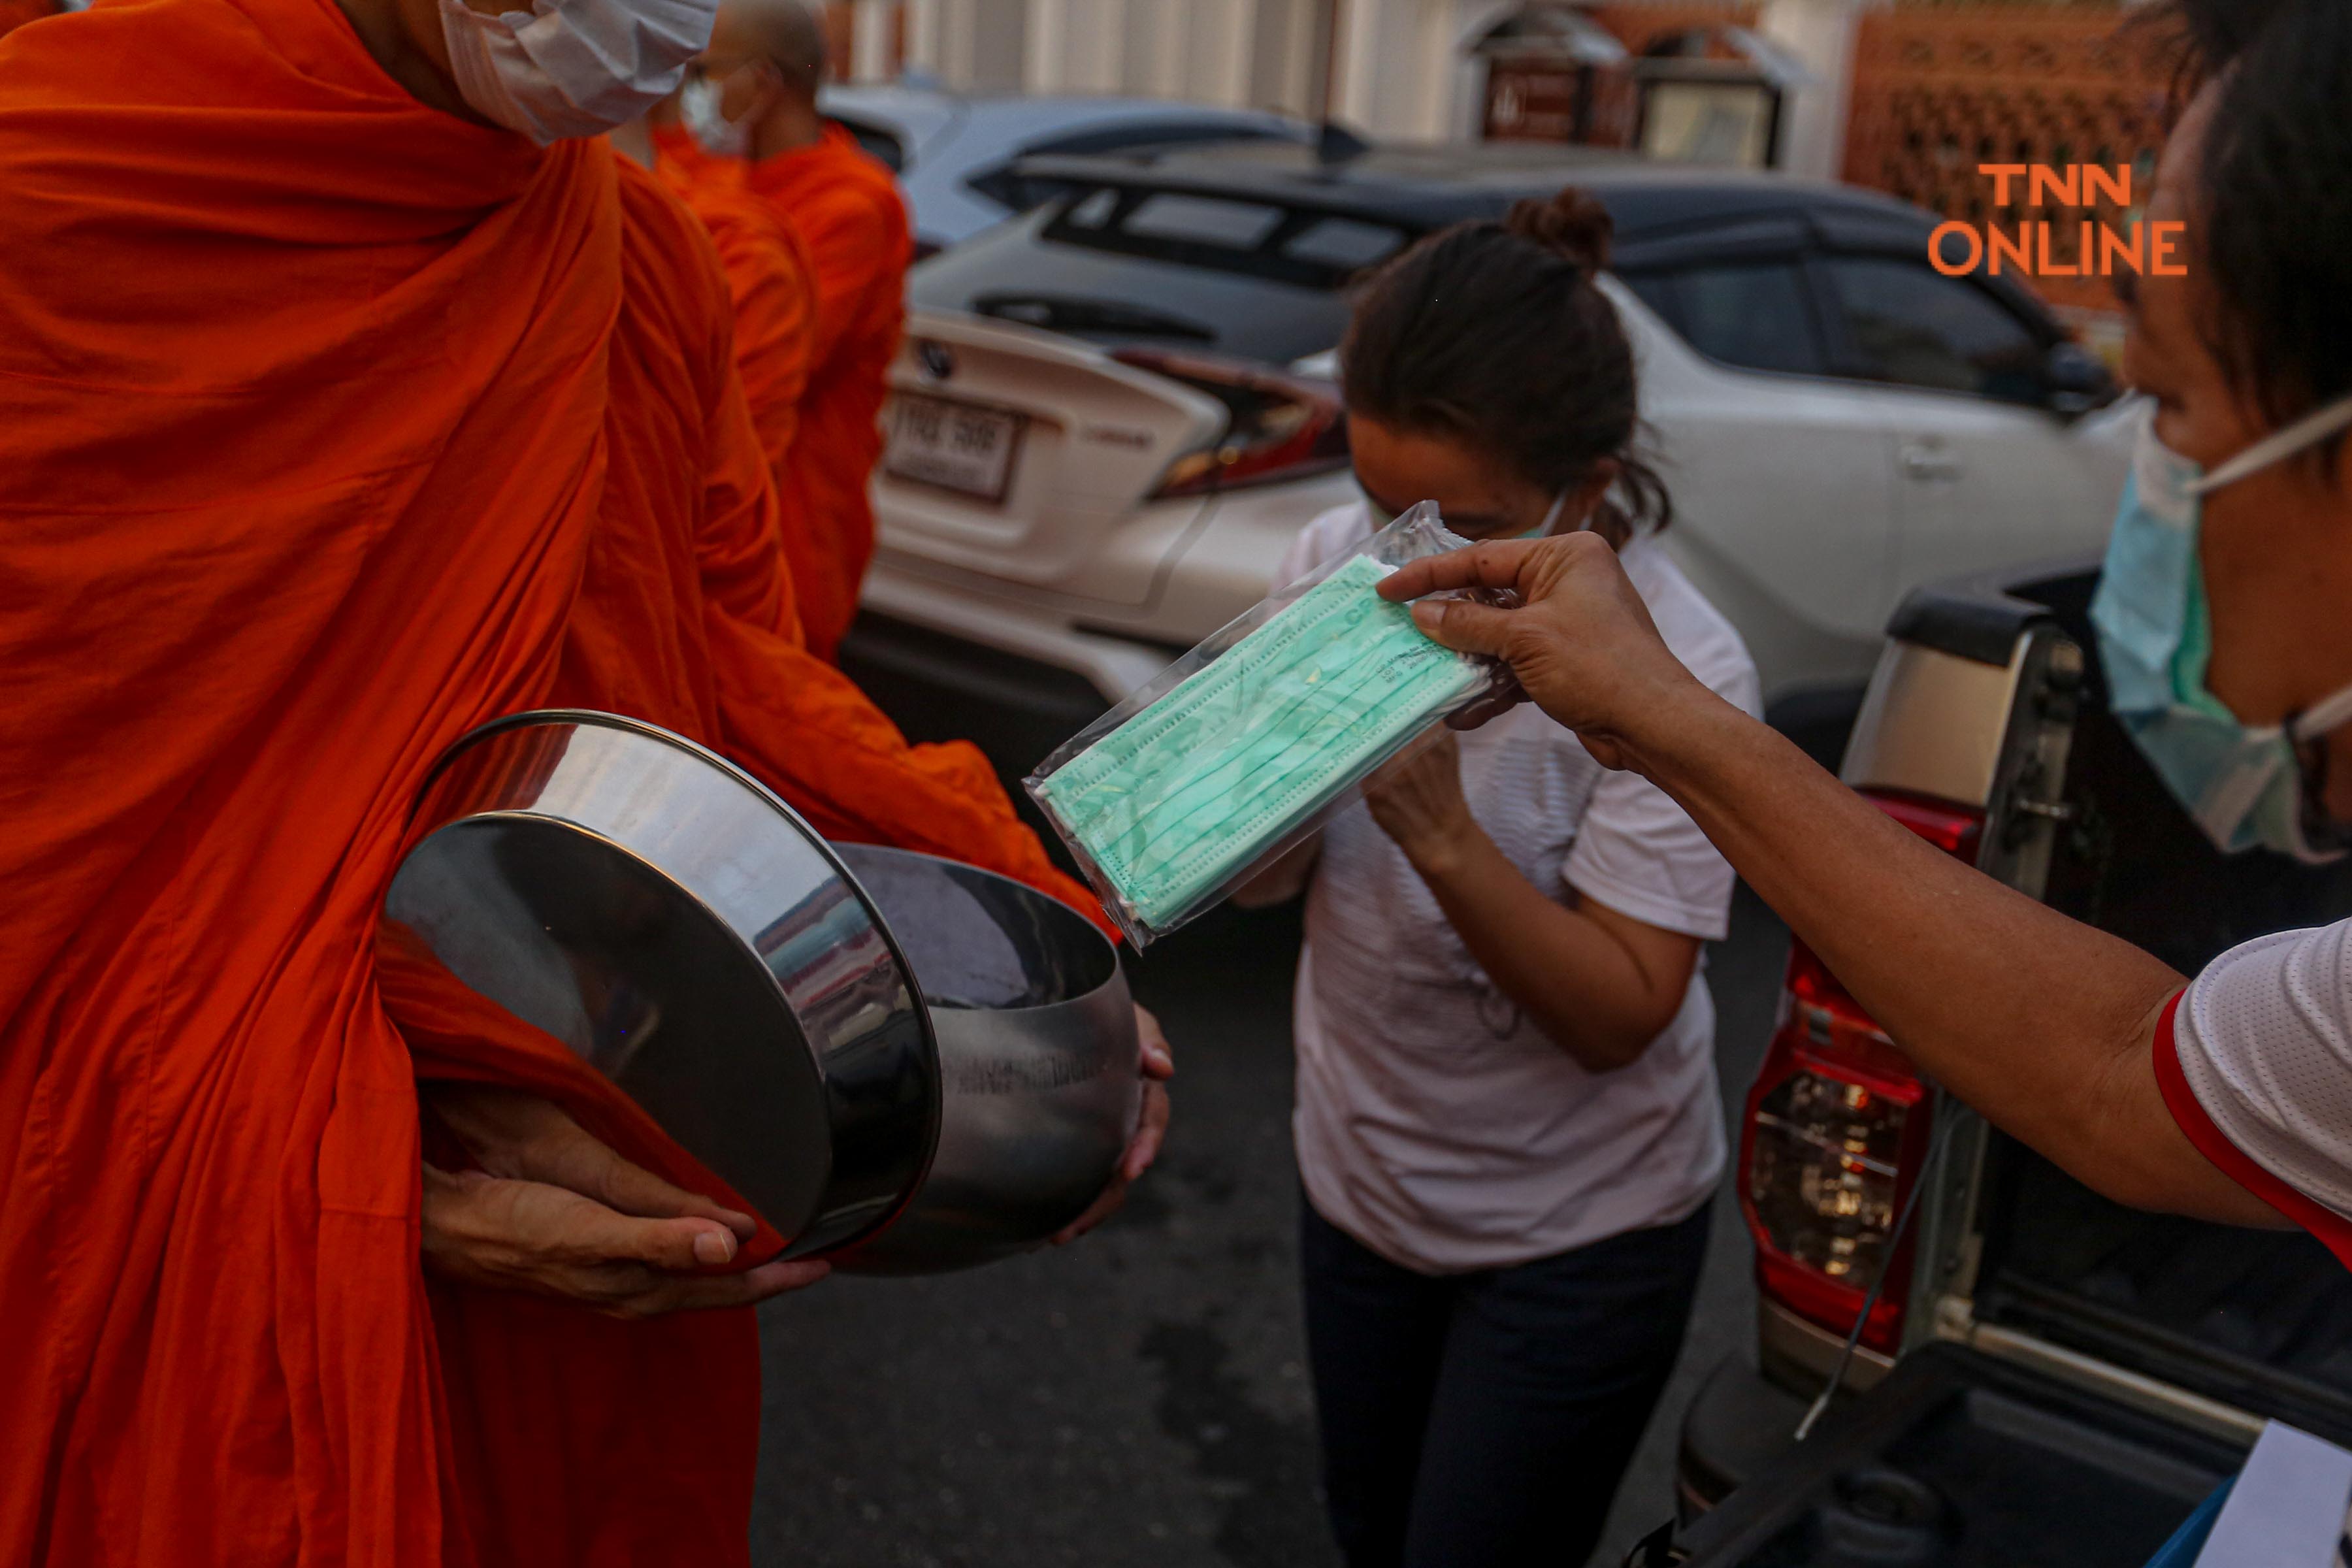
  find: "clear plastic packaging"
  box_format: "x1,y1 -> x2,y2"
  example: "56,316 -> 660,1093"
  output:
1026,503 -> 1503,947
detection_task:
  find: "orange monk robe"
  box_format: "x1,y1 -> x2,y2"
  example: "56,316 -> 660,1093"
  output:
547,157 -> 1103,926
0,1 -> 745,1563
0,0 -> 57,38
432,190 -> 1109,1534
743,123 -> 913,661
436,176 -> 1101,1558
407,165 -> 791,1568
659,151 -> 819,559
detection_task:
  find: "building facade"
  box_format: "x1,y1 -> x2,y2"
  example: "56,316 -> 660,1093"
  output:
833,0 -> 1874,179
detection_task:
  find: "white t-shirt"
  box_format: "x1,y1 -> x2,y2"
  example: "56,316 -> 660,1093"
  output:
2166,917 -> 2352,1264
1280,503 -> 1763,1274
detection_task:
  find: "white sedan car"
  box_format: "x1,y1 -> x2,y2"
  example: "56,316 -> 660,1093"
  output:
843,140 -> 2132,771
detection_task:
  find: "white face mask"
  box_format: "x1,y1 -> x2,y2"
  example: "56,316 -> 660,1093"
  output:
678,73 -> 749,158
438,0 -> 718,146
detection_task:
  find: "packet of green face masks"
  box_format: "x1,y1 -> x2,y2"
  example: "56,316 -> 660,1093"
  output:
1026,503 -> 1501,947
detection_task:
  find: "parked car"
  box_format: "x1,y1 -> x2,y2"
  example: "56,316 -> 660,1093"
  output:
842,138 -> 2133,783
1635,558 -> 2352,1565
818,83 -> 1311,256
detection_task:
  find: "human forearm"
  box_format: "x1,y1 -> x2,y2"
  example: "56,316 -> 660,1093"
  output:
1405,825 -> 1688,1071
1380,534 -> 2287,1225
1620,684 -> 2273,1222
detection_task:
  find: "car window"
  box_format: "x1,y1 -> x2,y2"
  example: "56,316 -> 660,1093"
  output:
913,201 -> 1365,365
1616,270 -> 1678,329
1632,261 -> 1824,378
1036,183 -> 1418,291
1284,216 -> 1407,272
1124,193 -> 1286,249
1824,255 -> 2046,404
966,125 -> 1294,215
826,114 -> 906,173
1065,188 -> 1120,228
966,163 -> 1085,214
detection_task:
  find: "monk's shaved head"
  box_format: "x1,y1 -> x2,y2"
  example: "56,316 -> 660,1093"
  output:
725,0 -> 825,98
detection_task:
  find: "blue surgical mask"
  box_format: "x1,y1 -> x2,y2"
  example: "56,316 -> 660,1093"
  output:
2090,393 -> 2352,862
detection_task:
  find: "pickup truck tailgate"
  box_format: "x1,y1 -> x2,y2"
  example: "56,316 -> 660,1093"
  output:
1675,1343 -> 2244,1568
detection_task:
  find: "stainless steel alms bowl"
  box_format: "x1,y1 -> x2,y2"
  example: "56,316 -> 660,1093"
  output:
378,711 -> 1137,1273
826,844 -> 1139,1275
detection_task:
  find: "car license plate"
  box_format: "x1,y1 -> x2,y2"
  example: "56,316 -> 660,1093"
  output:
885,393 -> 1025,504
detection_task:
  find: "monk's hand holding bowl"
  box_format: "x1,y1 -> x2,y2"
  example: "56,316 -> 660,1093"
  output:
418,1084 -> 830,1318
1052,1002 -> 1175,1245
1378,532 -> 1707,774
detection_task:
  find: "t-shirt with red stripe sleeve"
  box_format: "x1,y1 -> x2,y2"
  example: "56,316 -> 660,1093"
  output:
2156,918 -> 2352,1268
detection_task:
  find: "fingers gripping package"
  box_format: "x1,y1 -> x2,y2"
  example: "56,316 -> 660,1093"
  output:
1026,504 -> 1505,946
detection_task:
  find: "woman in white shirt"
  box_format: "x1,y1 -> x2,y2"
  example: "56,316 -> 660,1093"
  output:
1237,188 -> 1759,1568
1373,0 -> 2352,1311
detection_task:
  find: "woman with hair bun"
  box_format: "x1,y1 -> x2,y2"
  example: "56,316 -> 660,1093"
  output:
1235,186 -> 1760,1566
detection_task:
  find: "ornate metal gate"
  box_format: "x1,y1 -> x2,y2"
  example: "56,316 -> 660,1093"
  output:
1841,5 -> 2177,316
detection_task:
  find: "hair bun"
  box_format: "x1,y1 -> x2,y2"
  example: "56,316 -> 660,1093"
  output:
1504,188 -> 1614,272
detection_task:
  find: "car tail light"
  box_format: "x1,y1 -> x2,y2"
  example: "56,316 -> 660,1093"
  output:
1740,792 -> 1981,1356
1112,348 -> 1349,498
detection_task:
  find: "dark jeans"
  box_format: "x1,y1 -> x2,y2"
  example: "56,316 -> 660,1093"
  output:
1299,1196 -> 1711,1568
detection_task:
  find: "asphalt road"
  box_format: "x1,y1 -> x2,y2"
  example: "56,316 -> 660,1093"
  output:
749,881 -> 1791,1568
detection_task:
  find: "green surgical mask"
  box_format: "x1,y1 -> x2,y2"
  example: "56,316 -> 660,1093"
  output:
1035,554 -> 1484,929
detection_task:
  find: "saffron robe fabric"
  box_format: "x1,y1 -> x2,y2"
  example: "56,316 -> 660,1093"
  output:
661,151 -> 818,525
563,158 -> 1100,912
0,0 -> 645,1560
0,7 -> 1098,1560
429,157 -> 1106,1547
740,123 -> 911,661
0,0 -> 57,38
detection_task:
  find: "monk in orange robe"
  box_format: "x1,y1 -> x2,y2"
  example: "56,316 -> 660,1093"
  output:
0,3 -> 828,1565
647,133 -> 823,632
2,0 -> 1156,1558
419,140 -> 1169,1561
657,148 -> 825,609
674,0 -> 913,660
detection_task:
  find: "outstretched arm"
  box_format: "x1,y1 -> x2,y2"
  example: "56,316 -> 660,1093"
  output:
1377,535 -> 2284,1227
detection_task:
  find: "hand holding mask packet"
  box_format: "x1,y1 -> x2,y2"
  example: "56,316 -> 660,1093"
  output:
1026,504 -> 1507,946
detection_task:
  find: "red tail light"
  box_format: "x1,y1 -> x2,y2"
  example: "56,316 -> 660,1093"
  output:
1740,792 -> 1980,1355
1111,348 -> 1349,498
